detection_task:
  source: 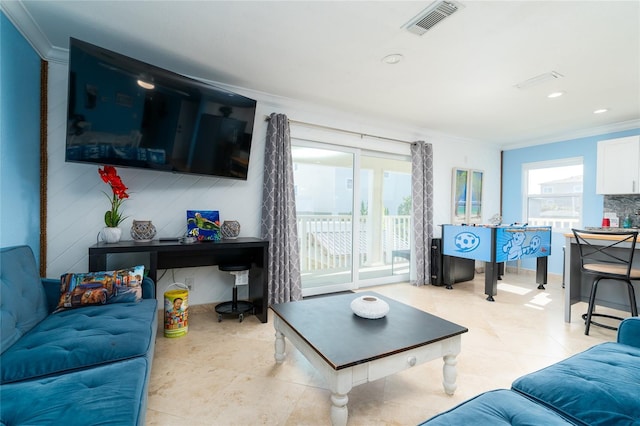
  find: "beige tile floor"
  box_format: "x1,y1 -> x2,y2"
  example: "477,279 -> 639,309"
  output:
146,272 -> 622,425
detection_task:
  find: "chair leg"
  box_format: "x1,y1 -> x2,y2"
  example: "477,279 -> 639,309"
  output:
232,286 -> 238,311
585,278 -> 601,335
626,280 -> 638,317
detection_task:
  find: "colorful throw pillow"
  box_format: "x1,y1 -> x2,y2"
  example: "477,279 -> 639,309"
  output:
55,265 -> 145,312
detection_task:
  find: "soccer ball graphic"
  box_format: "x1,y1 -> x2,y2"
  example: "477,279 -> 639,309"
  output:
528,235 -> 541,253
454,232 -> 480,252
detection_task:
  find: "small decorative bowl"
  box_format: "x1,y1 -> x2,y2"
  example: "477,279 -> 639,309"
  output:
350,295 -> 390,319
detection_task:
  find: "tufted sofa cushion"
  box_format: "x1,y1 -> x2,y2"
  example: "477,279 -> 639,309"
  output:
0,356 -> 150,425
0,299 -> 157,384
512,342 -> 640,426
419,389 -> 577,425
0,246 -> 49,355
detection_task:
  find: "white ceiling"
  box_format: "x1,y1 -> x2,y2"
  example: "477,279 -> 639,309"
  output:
4,0 -> 640,148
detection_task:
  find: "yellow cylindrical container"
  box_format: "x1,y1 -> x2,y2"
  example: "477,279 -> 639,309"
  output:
164,283 -> 189,338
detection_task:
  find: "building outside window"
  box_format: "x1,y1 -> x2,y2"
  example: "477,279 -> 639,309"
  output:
523,158 -> 583,232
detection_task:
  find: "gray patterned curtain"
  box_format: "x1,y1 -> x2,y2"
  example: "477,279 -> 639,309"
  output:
261,113 -> 302,305
411,141 -> 434,286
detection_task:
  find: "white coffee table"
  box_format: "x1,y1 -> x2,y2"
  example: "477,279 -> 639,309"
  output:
271,292 -> 468,426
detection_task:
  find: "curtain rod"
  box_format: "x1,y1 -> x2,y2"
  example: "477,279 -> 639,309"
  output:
264,115 -> 413,144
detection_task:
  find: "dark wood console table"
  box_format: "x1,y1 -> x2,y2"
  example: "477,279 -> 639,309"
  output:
88,237 -> 269,323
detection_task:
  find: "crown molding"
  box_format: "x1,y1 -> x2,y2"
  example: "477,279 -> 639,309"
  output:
1,1 -> 68,63
3,1 -> 635,150
501,119 -> 640,150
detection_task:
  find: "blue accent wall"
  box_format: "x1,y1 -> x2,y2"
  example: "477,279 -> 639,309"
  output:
0,13 -> 41,260
502,128 -> 640,274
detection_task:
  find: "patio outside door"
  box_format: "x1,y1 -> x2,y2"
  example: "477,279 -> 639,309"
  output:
358,153 -> 412,283
292,142 -> 411,296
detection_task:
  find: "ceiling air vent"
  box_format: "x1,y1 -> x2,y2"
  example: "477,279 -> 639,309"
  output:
405,1 -> 461,36
514,71 -> 564,89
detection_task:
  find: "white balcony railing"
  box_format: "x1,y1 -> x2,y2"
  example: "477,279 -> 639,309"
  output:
528,217 -> 579,230
297,214 -> 410,273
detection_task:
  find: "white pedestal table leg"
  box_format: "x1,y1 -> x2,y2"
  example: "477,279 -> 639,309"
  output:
442,354 -> 458,395
274,329 -> 286,363
330,392 -> 349,426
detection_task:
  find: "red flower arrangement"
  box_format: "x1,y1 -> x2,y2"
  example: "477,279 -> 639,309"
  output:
98,166 -> 129,227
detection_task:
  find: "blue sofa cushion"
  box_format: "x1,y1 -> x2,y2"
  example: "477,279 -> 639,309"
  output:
618,316 -> 640,348
419,389 -> 577,425
512,342 -> 640,426
0,246 -> 48,354
0,357 -> 150,425
0,299 -> 157,384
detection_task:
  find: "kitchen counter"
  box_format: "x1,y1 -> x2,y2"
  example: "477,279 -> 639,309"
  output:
584,227 -> 640,230
564,229 -> 640,243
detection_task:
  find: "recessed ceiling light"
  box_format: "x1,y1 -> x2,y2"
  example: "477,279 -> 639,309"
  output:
382,54 -> 404,65
593,108 -> 609,114
547,91 -> 565,98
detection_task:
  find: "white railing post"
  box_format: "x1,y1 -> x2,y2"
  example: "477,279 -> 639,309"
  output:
297,214 -> 411,275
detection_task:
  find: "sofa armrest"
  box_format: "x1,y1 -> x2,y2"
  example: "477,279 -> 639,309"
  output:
141,277 -> 155,300
617,317 -> 640,348
41,278 -> 61,313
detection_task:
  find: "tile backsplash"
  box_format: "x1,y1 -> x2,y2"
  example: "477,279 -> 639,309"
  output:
604,195 -> 640,228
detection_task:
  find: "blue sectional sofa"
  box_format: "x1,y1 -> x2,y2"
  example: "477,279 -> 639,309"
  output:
420,316 -> 640,425
0,245 -> 158,425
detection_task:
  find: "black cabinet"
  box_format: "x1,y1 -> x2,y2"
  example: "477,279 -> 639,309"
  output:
430,238 -> 475,287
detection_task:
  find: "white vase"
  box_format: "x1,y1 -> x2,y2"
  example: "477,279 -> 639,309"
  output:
130,220 -> 157,243
100,227 -> 122,243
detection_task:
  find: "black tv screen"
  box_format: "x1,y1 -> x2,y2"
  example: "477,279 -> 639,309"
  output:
65,38 -> 257,180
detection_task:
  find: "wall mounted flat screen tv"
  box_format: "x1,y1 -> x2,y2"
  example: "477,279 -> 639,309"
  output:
66,38 -> 257,180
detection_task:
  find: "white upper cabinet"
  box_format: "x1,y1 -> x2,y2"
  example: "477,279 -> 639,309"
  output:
596,136 -> 640,194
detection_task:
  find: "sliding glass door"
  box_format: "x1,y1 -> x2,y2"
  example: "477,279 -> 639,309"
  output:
359,153 -> 412,281
293,145 -> 355,294
292,141 -> 411,296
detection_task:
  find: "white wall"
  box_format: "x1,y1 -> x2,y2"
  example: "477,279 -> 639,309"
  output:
46,62 -> 501,306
